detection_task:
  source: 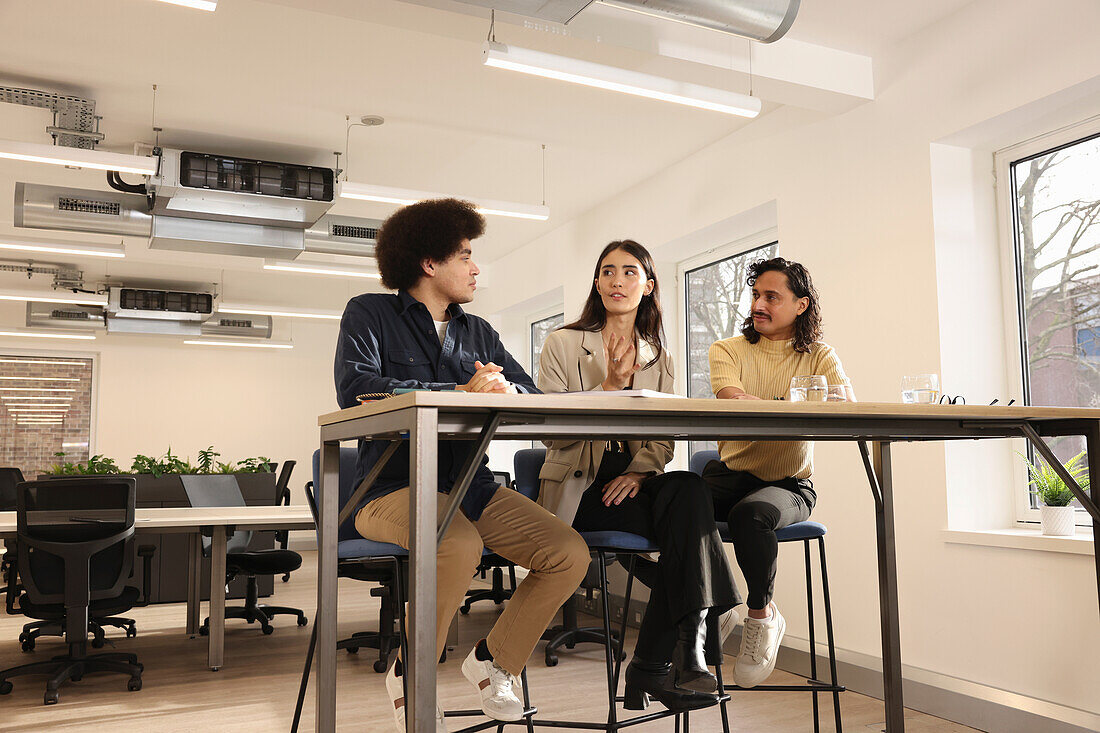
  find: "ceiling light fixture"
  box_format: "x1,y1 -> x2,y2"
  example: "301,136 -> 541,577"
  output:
0,329 -> 96,340
482,42 -> 761,118
0,288 -> 108,307
0,139 -> 158,176
183,339 -> 294,350
263,260 -> 382,280
0,388 -> 77,392
154,0 -> 217,10
0,236 -> 126,259
217,303 -> 343,321
339,182 -> 550,221
0,358 -> 88,366
0,376 -> 80,381
0,395 -> 73,400
8,409 -> 68,413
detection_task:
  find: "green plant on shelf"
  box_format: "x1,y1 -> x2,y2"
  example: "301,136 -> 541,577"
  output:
46,452 -> 123,476
235,456 -> 273,473
1017,450 -> 1089,507
44,448 -> 275,477
197,445 -> 221,474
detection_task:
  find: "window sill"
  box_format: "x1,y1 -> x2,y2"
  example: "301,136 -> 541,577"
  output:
941,528 -> 1094,555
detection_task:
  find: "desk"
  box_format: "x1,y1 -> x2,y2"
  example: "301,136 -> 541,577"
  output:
316,393 -> 1099,733
0,505 -> 315,671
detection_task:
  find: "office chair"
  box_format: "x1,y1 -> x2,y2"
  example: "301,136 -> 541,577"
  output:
0,477 -> 151,704
272,460 -> 297,581
689,450 -> 844,732
459,470 -> 521,615
180,475 -> 307,636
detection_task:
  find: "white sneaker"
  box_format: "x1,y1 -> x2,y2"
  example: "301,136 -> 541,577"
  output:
385,663 -> 448,732
718,606 -> 740,646
460,646 -> 525,721
733,602 -> 786,689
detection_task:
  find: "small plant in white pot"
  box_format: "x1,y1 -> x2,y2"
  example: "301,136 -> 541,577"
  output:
1018,450 -> 1089,536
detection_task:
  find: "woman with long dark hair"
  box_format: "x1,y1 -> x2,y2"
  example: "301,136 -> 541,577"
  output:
536,240 -> 741,712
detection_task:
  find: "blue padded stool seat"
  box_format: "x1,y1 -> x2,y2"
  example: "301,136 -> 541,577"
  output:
715,520 -> 827,544
579,531 -> 658,553
337,538 -> 408,560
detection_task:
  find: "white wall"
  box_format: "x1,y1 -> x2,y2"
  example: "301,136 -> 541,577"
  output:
479,0 -> 1100,719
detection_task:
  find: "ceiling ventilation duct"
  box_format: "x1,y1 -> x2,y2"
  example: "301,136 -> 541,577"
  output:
598,0 -> 799,41
25,302 -> 104,331
303,214 -> 381,257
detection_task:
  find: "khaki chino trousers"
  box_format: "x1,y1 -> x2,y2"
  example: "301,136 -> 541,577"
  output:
355,485 -> 589,676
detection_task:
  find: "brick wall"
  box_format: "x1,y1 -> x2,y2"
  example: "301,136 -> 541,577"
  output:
0,354 -> 93,477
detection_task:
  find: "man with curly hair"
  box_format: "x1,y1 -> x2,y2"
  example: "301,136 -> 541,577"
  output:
335,198 -> 589,732
702,257 -> 854,690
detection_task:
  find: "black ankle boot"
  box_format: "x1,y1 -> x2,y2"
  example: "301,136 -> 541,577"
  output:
623,660 -> 715,712
671,609 -> 717,694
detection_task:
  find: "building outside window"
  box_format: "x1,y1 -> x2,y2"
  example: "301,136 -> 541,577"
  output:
1002,127 -> 1099,520
681,240 -> 778,458
529,312 -> 564,384
0,354 -> 94,477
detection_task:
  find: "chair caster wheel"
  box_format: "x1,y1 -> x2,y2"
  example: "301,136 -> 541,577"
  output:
346,647 -> 359,654
21,639 -> 34,653
128,678 -> 142,692
44,690 -> 59,705
127,627 -> 138,638
459,606 -> 471,615
199,627 -> 209,637
91,638 -> 104,649
374,660 -> 388,673
297,616 -> 308,627
0,680 -> 12,695
545,654 -> 558,667
262,625 -> 275,635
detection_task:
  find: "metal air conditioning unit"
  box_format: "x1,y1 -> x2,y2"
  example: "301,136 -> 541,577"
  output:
105,286 -> 214,335
202,314 -> 273,339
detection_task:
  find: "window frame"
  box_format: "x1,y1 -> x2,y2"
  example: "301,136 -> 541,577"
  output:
526,307 -> 565,385
994,116 -> 1100,527
676,228 -> 778,458
0,346 -> 99,470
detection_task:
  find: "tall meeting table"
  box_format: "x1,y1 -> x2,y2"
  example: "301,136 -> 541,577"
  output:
0,505 -> 315,671
315,392 -> 1100,733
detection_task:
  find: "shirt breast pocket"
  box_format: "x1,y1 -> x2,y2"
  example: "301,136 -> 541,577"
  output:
387,349 -> 434,379
459,358 -> 480,380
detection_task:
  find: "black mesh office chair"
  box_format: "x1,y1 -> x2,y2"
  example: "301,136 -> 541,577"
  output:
180,475 -> 307,635
273,460 -> 297,582
0,477 -> 150,704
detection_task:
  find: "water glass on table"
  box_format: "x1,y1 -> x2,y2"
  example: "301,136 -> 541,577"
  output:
901,374 -> 940,404
790,375 -> 828,402
827,384 -> 849,402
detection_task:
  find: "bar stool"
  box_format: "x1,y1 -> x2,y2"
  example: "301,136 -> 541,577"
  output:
689,450 -> 845,732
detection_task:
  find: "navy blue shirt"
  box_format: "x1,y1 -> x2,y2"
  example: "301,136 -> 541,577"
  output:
334,289 -> 539,522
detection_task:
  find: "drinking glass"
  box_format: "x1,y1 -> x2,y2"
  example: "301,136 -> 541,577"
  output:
901,374 -> 940,404
827,384 -> 848,402
790,375 -> 828,402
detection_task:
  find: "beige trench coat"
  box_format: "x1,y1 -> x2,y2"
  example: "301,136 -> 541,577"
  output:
535,327 -> 675,524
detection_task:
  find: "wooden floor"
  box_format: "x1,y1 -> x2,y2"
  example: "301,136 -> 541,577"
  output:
0,552 -> 978,732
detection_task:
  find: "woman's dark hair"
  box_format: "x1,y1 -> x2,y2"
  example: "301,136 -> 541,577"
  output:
374,198 -> 485,291
561,240 -> 665,369
740,257 -> 822,353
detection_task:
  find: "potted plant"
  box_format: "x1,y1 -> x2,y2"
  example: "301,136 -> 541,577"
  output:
1018,450 -> 1089,536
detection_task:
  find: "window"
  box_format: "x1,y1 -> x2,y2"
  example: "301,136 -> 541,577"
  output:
0,353 -> 95,477
1001,126 -> 1099,521
529,312 -> 564,384
681,240 -> 778,458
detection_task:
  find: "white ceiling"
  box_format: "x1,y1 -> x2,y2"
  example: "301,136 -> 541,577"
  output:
0,0 -> 972,305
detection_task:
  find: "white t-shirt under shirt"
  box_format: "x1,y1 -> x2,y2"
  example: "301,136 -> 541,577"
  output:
433,319 -> 448,345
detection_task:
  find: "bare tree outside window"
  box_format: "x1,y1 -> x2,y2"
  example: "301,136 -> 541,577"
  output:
530,313 -> 564,384
1011,132 -> 1100,510
684,242 -> 778,457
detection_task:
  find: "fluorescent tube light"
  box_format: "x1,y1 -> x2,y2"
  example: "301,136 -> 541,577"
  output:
263,260 -> 382,279
0,377 -> 80,381
0,139 -> 158,176
338,182 -> 550,221
0,236 -> 125,259
155,0 -> 217,10
183,339 -> 294,350
0,288 -> 108,307
0,329 -> 96,340
0,396 -> 73,401
8,409 -> 68,413
0,388 -> 77,392
482,42 -> 761,118
0,358 -> 88,366
217,303 -> 342,321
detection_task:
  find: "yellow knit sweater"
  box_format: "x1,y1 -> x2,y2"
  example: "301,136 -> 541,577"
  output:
708,335 -> 850,481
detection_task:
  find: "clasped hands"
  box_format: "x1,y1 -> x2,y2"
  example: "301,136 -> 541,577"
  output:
457,360 -> 510,393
